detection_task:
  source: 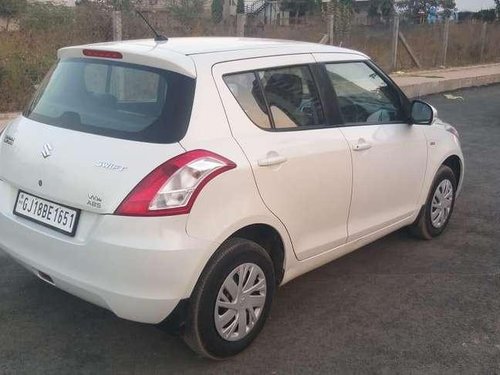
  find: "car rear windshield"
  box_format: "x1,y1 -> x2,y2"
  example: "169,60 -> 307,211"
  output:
24,58 -> 195,143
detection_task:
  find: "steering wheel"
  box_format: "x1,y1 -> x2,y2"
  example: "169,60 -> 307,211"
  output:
338,97 -> 369,123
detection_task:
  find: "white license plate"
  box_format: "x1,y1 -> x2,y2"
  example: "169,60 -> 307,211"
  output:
14,191 -> 80,236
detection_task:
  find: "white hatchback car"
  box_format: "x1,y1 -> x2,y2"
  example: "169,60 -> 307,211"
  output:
0,37 -> 463,358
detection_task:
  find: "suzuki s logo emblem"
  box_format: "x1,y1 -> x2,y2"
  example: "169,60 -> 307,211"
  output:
41,143 -> 53,159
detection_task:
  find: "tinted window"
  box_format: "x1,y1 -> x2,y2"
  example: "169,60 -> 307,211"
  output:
258,66 -> 324,129
325,62 -> 405,124
224,65 -> 325,130
25,58 -> 195,143
224,72 -> 272,129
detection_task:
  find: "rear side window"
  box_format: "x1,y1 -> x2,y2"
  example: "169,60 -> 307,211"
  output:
325,62 -> 405,125
25,58 -> 195,143
224,72 -> 272,129
224,65 -> 325,130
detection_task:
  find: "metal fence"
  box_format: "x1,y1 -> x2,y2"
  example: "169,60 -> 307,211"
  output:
0,4 -> 499,112
112,10 -> 500,71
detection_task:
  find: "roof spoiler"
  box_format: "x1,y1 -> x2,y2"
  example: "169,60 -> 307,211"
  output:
58,44 -> 196,78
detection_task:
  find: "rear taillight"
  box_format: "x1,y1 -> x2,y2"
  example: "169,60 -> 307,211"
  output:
115,150 -> 236,217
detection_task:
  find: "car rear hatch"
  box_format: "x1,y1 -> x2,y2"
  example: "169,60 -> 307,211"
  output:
0,46 -> 196,216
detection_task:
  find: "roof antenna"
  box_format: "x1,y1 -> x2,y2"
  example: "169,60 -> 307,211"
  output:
136,10 -> 168,42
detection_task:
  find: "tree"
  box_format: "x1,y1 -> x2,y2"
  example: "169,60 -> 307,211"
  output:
280,0 -> 321,20
474,8 -> 496,22
379,0 -> 395,20
236,0 -> 244,14
168,0 -> 205,30
495,0 -> 500,20
397,0 -> 457,21
441,0 -> 456,18
211,0 -> 223,23
396,0 -> 425,18
0,0 -> 27,30
368,0 -> 395,23
325,0 -> 354,42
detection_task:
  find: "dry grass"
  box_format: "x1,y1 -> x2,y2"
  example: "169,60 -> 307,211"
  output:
0,6 -> 499,112
0,6 -> 110,112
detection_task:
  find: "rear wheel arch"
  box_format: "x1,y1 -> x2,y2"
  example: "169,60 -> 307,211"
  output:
228,224 -> 286,285
159,223 -> 285,335
182,237 -> 276,358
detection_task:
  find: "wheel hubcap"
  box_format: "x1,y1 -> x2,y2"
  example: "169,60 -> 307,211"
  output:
431,179 -> 454,229
214,263 -> 267,341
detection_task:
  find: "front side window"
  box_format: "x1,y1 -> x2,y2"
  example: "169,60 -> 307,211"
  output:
325,62 -> 405,125
224,65 -> 325,130
25,58 -> 195,143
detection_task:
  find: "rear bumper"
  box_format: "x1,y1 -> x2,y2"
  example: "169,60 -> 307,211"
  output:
0,181 -> 215,324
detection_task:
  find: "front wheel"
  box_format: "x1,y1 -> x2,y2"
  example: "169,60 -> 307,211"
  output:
410,165 -> 457,239
182,238 -> 276,359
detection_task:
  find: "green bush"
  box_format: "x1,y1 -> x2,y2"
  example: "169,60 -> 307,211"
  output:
19,2 -> 75,32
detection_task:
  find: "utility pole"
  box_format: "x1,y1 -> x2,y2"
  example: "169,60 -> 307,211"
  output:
112,10 -> 122,41
441,18 -> 450,67
391,15 -> 400,72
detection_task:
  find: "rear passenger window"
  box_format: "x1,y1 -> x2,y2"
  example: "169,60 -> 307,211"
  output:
325,62 -> 405,125
258,66 -> 324,128
224,65 -> 325,130
224,72 -> 272,129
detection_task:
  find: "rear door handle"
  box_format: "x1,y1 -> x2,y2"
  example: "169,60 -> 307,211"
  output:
258,155 -> 288,167
352,139 -> 372,151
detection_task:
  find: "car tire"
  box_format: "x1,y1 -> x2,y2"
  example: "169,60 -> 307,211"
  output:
182,238 -> 276,359
409,165 -> 457,240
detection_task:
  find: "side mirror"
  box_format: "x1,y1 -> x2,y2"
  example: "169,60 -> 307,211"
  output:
410,100 -> 436,125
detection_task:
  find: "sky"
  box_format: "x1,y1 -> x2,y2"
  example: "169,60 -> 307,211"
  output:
455,0 -> 496,11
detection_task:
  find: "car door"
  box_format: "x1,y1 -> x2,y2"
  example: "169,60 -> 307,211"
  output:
314,56 -> 428,241
213,55 -> 352,261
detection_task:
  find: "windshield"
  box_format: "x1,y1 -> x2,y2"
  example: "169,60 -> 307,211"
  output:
24,58 -> 195,143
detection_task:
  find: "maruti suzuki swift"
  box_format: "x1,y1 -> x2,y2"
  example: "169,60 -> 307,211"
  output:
0,37 -> 464,358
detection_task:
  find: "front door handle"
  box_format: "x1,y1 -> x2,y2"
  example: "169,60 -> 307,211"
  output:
258,154 -> 288,167
352,139 -> 372,151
